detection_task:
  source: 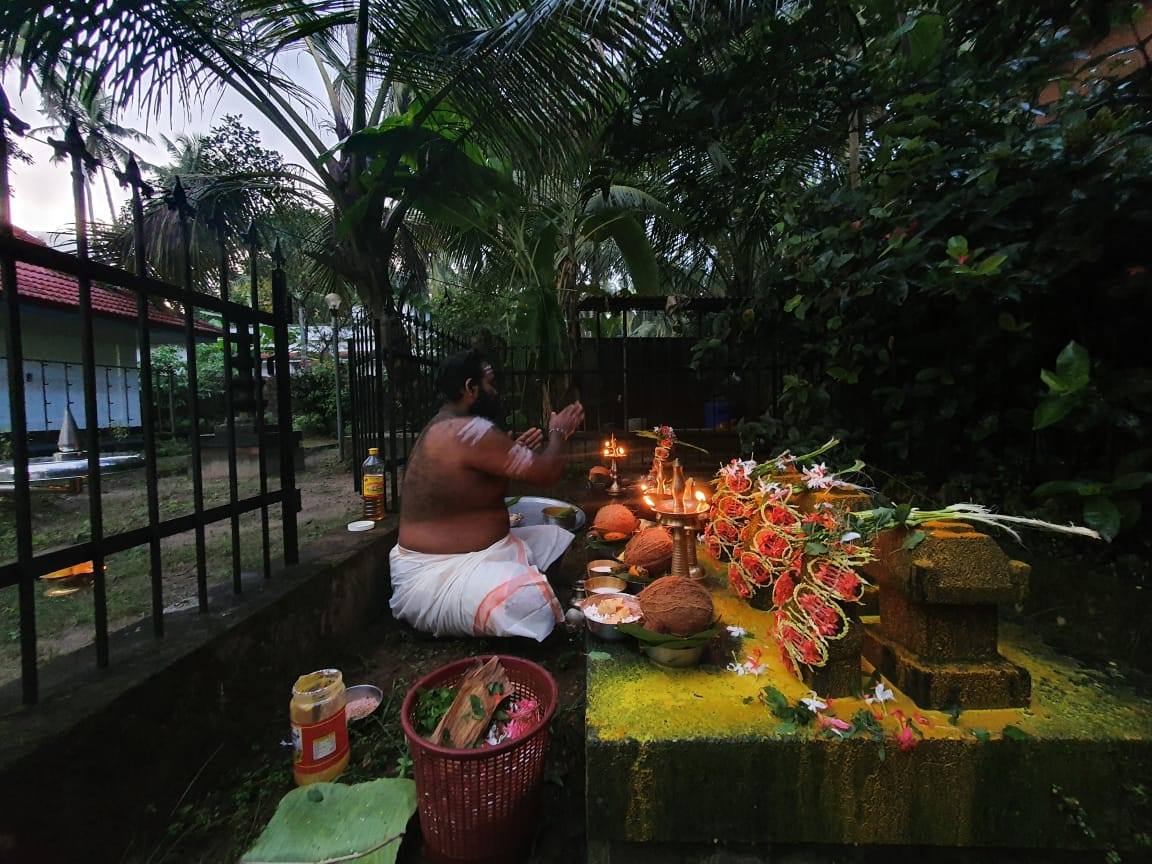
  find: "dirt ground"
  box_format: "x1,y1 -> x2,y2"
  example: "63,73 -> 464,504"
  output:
0,445 -> 360,693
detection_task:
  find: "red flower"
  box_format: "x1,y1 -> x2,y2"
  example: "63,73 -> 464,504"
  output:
720,496 -> 745,518
767,506 -> 797,526
704,534 -> 722,558
716,519 -> 739,542
728,564 -> 751,598
779,643 -> 798,676
728,475 -> 751,494
772,573 -> 796,608
797,592 -> 843,637
897,725 -> 919,752
659,437 -> 674,449
754,530 -> 790,560
740,552 -> 771,585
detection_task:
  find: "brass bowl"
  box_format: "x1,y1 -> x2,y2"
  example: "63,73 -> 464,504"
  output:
586,573 -> 628,595
643,642 -> 706,669
580,593 -> 641,642
543,505 -> 580,530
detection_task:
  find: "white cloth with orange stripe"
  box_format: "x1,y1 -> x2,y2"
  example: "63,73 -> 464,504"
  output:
388,525 -> 572,641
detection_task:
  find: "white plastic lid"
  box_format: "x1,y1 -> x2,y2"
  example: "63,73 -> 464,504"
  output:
347,520 -> 376,532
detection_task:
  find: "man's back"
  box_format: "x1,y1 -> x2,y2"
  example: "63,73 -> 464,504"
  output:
398,415 -> 510,554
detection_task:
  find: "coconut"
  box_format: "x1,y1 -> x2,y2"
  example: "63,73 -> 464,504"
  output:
621,526 -> 674,574
637,576 -> 715,636
592,504 -> 639,539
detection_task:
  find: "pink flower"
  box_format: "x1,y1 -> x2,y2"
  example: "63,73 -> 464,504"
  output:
897,725 -> 919,752
818,714 -> 852,736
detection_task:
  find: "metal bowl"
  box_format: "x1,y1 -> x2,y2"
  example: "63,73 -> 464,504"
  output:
543,505 -> 580,530
644,642 -> 706,669
345,684 -> 383,722
586,573 -> 628,595
580,593 -> 641,642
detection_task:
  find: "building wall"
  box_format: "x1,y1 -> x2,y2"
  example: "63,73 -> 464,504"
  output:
0,306 -> 184,433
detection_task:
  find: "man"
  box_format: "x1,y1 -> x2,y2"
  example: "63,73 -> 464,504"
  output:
389,349 -> 585,640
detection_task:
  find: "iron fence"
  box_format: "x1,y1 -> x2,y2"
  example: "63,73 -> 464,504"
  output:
345,295 -> 785,503
0,94 -> 298,705
347,309 -> 467,505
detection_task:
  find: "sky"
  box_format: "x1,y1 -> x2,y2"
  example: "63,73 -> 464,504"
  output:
2,56 -> 327,239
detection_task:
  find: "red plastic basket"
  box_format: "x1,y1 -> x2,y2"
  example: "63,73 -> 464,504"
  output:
401,655 -> 558,864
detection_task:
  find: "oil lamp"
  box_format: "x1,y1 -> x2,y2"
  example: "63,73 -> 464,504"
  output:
643,459 -> 709,581
601,434 -> 627,495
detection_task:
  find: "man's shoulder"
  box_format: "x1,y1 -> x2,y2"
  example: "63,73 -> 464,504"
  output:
427,415 -> 500,447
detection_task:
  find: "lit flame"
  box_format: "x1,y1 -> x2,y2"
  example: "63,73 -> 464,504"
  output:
695,490 -> 706,502
643,495 -> 655,509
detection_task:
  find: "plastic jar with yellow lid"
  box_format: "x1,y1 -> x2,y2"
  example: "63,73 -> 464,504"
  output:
290,669 -> 350,785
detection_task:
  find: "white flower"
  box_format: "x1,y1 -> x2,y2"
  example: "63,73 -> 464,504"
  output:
865,681 -> 894,706
840,531 -> 862,543
726,658 -> 767,677
802,463 -> 836,490
726,625 -> 748,639
739,459 -> 758,475
800,692 -> 828,712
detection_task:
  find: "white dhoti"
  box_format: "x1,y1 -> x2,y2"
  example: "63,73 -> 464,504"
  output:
389,526 -> 573,641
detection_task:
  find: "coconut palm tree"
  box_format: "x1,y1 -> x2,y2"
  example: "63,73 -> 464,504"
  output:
32,71 -> 153,223
0,0 -> 691,318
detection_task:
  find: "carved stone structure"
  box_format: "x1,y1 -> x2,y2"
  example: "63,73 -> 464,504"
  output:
862,521 -> 1031,709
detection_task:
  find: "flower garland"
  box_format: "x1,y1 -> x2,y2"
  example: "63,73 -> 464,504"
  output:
634,424 -> 707,493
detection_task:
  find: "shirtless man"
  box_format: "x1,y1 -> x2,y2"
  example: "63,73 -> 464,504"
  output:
389,349 -> 585,640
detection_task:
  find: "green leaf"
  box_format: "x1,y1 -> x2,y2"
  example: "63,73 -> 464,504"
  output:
905,13 -> 944,74
805,541 -> 829,556
946,235 -> 969,261
972,254 -> 1007,276
486,681 -> 505,696
504,497 -> 522,507
1032,480 -> 1103,498
1033,395 -> 1078,430
971,728 -> 991,743
760,685 -> 790,713
617,623 -> 717,647
826,366 -> 858,384
901,529 -> 927,550
469,694 -> 485,720
242,779 -> 416,864
784,294 -> 803,313
1083,496 -> 1121,541
1003,725 -> 1032,741
586,651 -> 614,662
893,503 -> 913,525
1112,472 -> 1152,491
1055,341 -> 1091,392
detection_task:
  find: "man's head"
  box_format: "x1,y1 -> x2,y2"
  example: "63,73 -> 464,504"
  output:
437,349 -> 502,423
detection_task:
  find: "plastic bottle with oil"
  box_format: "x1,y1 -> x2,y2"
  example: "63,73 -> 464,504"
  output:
362,447 -> 386,521
290,669 -> 350,786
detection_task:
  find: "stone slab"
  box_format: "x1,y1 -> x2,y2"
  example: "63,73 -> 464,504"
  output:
586,583 -> 1152,855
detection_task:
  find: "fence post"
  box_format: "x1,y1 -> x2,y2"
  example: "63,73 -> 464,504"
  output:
166,177 -> 209,611
247,223 -> 272,580
272,241 -> 299,565
117,154 -> 165,636
50,117 -> 109,667
1,87 -> 39,704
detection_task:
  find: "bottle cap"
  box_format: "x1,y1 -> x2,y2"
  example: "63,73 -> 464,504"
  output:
368,447 -> 379,455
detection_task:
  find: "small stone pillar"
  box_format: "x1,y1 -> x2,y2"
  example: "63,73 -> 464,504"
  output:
862,521 -> 1031,709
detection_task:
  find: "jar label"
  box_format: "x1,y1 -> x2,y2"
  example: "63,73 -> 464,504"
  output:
363,475 -> 384,496
292,706 -> 349,775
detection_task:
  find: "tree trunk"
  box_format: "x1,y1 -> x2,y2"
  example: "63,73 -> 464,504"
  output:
101,166 -> 117,223
555,254 -> 580,410
299,302 -> 309,369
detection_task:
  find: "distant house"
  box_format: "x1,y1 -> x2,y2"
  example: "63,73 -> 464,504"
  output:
0,226 -> 218,435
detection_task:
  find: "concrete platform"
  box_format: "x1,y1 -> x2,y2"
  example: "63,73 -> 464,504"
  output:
586,580 -> 1152,859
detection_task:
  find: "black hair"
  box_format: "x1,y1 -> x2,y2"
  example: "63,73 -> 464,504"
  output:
436,349 -> 491,402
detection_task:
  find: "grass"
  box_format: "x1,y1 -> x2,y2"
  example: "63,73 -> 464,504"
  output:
0,448 -> 359,686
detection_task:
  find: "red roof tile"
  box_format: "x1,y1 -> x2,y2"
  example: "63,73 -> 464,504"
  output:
2,227 -> 220,335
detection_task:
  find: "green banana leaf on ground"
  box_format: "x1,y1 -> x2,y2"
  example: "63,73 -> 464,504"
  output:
241,778 -> 417,864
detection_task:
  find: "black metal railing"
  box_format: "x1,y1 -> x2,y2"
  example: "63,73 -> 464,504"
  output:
0,94 -> 299,705
345,295 -> 785,502
347,309 -> 466,504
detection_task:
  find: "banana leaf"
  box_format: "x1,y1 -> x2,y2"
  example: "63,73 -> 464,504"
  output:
617,623 -> 717,648
241,779 -> 417,864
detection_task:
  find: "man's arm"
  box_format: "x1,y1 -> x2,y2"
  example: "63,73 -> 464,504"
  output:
456,406 -> 582,486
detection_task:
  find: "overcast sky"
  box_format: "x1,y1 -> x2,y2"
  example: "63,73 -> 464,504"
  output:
2,57 -> 326,237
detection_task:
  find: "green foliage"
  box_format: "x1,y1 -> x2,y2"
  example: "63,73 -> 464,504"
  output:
412,687 -> 457,738
291,360 -> 350,438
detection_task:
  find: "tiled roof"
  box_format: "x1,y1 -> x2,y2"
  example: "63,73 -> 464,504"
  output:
2,227 -> 220,335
